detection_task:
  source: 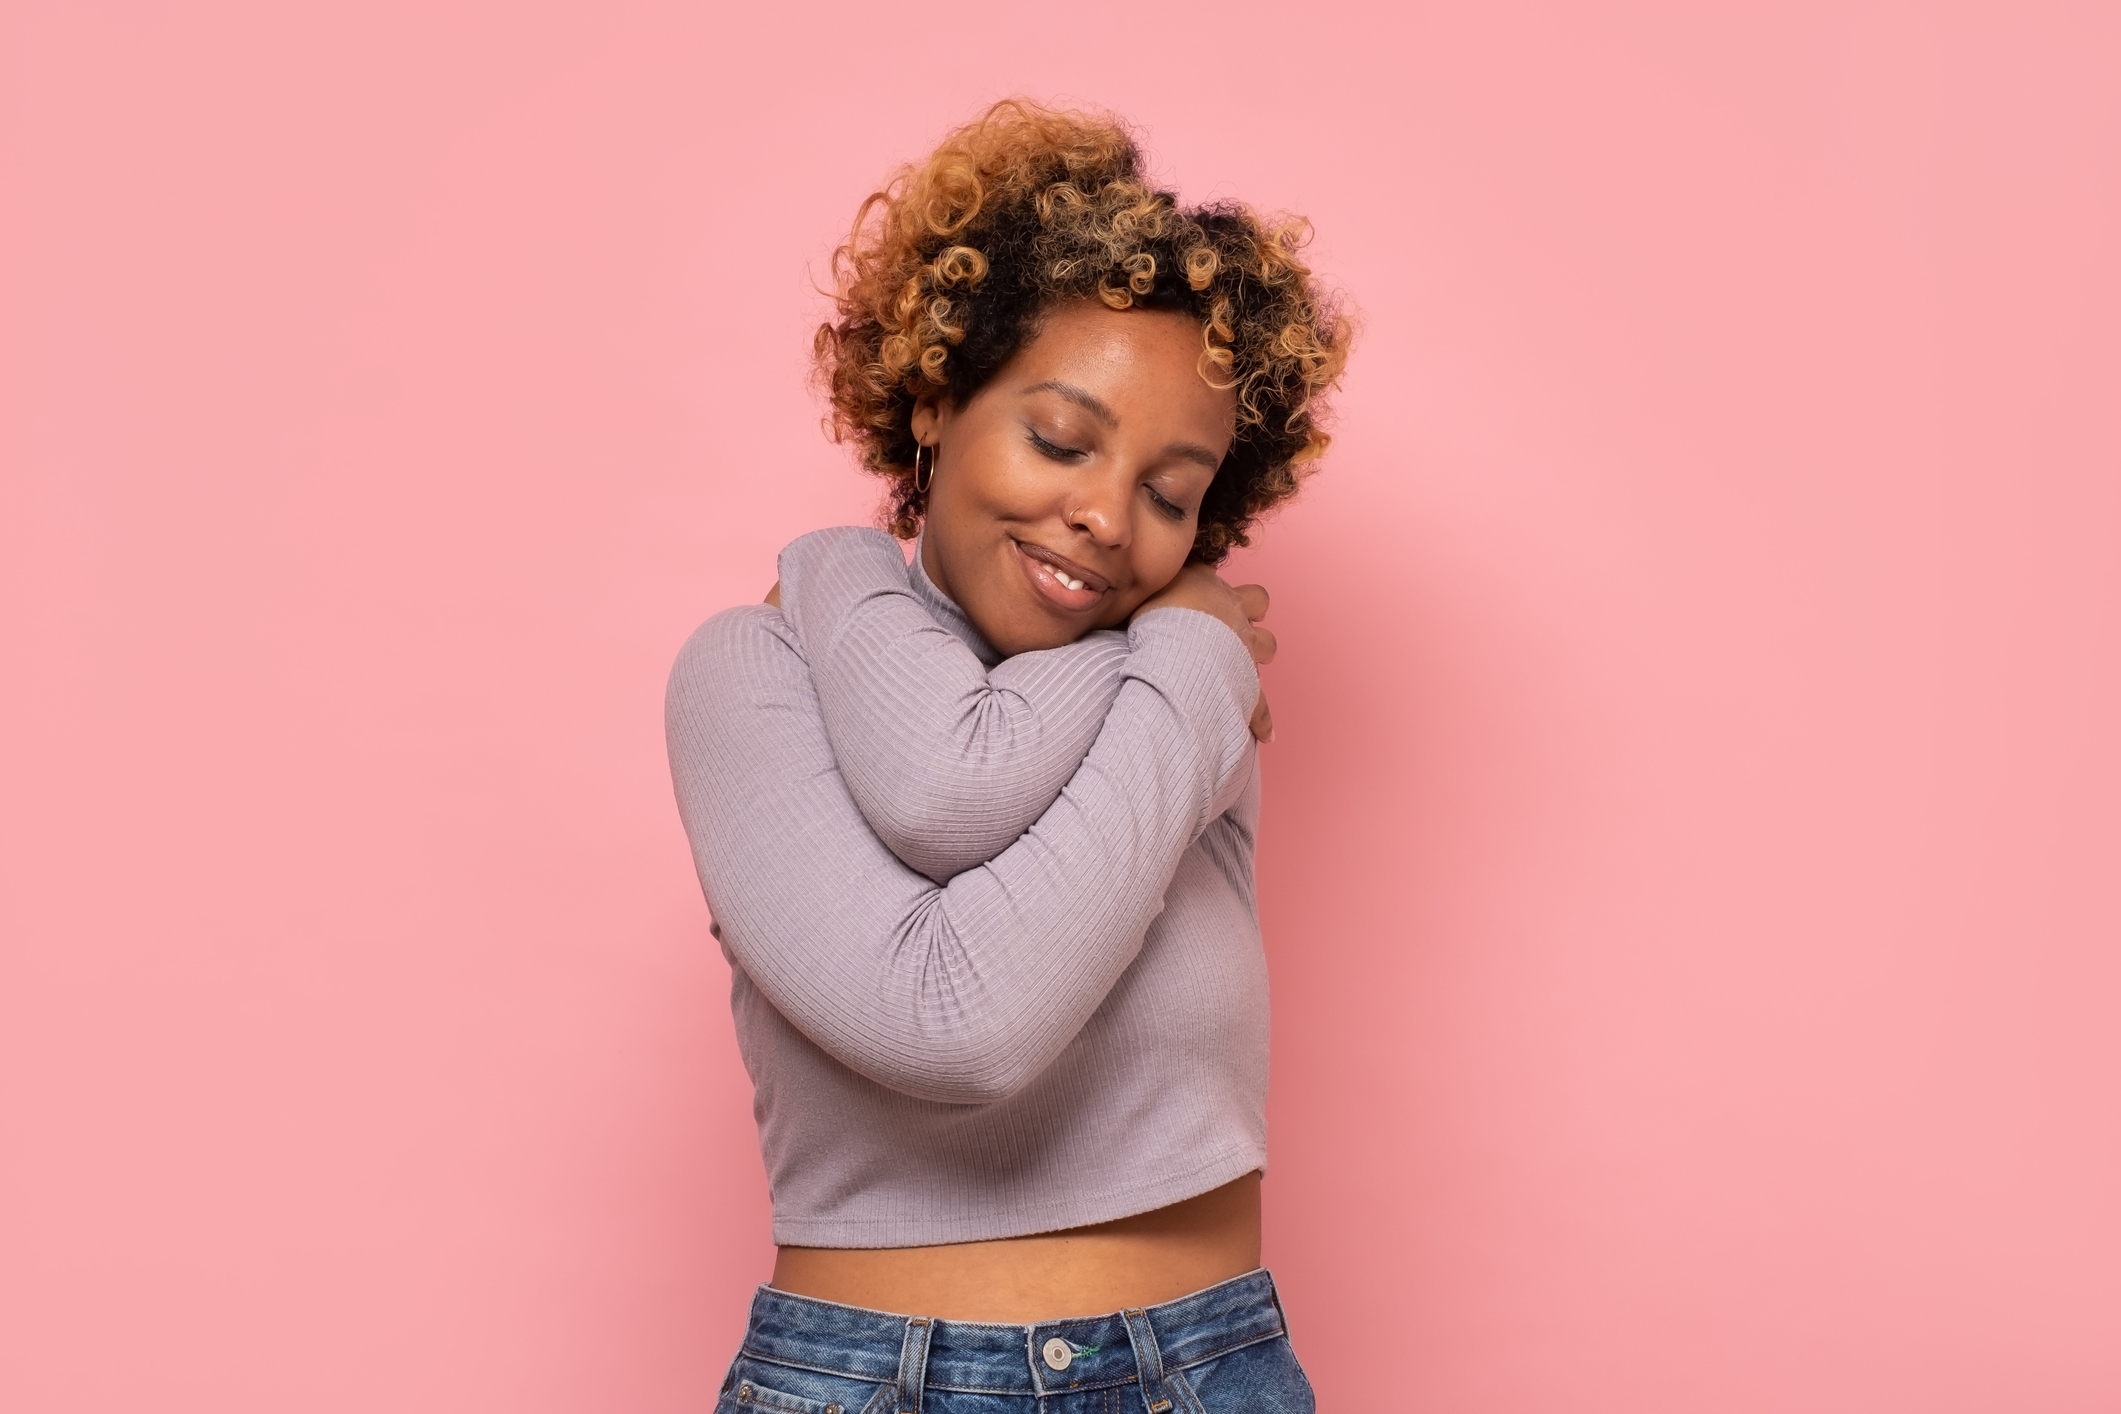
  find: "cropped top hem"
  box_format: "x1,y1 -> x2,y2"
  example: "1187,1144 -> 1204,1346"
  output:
768,1141 -> 1269,1249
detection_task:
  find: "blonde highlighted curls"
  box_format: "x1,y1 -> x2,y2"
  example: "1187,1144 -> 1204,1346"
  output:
814,99 -> 1352,562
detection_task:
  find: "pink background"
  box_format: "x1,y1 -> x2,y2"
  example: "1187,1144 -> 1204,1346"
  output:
5,2 -> 2118,1409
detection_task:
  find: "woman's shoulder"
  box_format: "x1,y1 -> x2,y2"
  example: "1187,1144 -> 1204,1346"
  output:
668,604 -> 809,706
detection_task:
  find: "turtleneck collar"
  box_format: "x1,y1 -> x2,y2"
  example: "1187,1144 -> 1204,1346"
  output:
907,534 -> 1002,668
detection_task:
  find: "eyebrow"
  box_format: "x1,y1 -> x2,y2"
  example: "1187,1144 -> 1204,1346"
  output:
1022,380 -> 1119,426
1021,379 -> 1227,473
1162,441 -> 1227,472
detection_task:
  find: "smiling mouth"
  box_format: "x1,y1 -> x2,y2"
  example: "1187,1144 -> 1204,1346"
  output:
1014,540 -> 1110,612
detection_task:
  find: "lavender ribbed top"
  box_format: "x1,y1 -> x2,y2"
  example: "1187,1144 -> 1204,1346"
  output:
665,528 -> 1267,1247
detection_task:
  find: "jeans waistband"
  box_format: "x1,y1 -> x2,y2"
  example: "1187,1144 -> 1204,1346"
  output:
738,1268 -> 1288,1399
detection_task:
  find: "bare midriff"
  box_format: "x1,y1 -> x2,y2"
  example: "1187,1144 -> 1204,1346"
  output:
769,1172 -> 1261,1323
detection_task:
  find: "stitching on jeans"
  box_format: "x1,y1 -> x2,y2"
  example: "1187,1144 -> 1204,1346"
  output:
855,1383 -> 895,1414
738,1289 -> 1282,1396
894,1316 -> 930,1414
746,1268 -> 1271,1330
1121,1306 -> 1173,1414
1165,1326 -> 1287,1372
997,1374 -> 1141,1396
736,1379 -> 844,1414
733,1369 -> 1152,1399
731,1337 -> 1279,1399
737,1348 -> 894,1385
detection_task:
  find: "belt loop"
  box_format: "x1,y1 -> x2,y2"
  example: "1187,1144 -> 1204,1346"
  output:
1119,1307 -> 1175,1414
1266,1272 -> 1292,1341
894,1316 -> 933,1414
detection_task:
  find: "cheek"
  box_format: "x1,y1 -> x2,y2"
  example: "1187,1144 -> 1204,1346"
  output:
928,438 -> 1033,554
952,430 -> 1055,514
1124,519 -> 1199,597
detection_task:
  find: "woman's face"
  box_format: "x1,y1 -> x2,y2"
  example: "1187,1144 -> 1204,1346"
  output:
914,302 -> 1238,656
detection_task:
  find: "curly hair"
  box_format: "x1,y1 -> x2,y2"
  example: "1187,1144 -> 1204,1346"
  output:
813,100 -> 1352,563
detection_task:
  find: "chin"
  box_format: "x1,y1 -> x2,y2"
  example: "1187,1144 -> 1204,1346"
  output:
978,606 -> 1071,656
990,621 -> 1069,656
958,561 -> 1123,654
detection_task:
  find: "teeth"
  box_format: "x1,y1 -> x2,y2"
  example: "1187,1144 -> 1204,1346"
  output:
1025,546 -> 1093,594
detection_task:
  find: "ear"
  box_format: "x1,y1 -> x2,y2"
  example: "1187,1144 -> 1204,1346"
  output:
909,392 -> 948,448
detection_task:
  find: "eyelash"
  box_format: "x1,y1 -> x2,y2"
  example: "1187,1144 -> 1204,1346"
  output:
1027,429 -> 1087,463
1028,428 -> 1189,521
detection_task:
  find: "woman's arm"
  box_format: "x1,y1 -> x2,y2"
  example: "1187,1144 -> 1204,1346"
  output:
775,527 -> 1133,881
666,601 -> 1257,1106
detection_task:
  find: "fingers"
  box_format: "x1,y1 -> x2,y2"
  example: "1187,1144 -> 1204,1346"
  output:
1247,624 -> 1278,666
1249,691 -> 1275,744
1135,566 -> 1254,642
1234,582 -> 1270,623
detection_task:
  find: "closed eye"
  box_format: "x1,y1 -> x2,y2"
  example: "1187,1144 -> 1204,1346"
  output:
1027,428 -> 1088,462
1145,485 -> 1188,521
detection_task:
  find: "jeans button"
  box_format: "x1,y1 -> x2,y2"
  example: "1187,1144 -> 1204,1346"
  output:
1041,1336 -> 1073,1371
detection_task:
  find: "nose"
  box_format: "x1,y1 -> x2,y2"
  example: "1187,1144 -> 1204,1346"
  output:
1065,468 -> 1133,549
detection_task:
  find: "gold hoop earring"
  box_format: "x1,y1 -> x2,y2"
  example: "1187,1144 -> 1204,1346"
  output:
913,443 -> 935,494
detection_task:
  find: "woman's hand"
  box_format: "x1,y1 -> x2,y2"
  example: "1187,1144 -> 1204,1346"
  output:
765,581 -> 783,608
1135,565 -> 1278,743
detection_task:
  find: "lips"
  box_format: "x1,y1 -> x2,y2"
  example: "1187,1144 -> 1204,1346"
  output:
1014,540 -> 1110,613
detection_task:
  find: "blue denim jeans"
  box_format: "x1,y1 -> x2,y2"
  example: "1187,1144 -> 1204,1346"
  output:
716,1269 -> 1314,1414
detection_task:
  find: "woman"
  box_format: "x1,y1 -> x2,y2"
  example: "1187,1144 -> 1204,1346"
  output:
667,101 -> 1349,1413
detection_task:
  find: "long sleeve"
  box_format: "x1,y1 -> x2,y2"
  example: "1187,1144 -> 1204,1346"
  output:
775,527 -> 1131,881
665,603 -> 1258,1106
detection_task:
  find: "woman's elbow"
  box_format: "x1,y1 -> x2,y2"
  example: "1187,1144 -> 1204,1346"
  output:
863,1024 -> 1048,1107
851,787 -> 1040,882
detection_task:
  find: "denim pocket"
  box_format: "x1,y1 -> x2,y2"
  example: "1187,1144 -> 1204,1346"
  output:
715,1359 -> 893,1414
1169,1334 -> 1314,1414
734,1380 -> 837,1414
